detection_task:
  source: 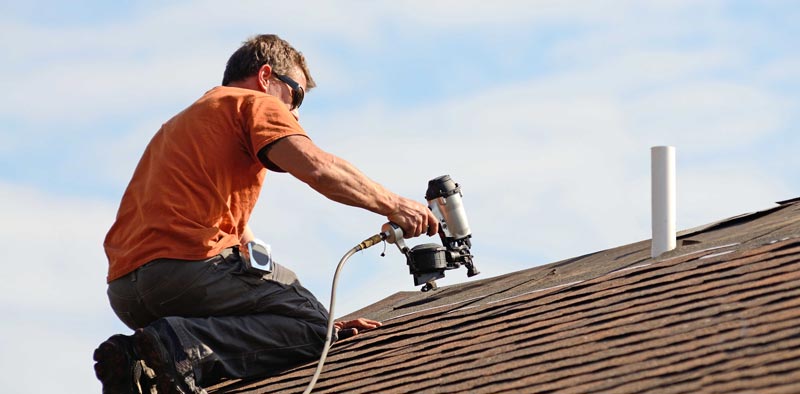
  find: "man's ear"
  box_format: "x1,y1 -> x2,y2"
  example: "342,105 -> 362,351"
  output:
257,64 -> 273,92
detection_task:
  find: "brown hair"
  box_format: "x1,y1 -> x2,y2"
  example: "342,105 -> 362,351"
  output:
222,34 -> 316,89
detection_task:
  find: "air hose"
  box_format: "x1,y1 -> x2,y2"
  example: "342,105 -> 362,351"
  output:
303,232 -> 386,394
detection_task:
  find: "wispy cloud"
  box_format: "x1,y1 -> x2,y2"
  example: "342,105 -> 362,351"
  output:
0,182 -> 125,393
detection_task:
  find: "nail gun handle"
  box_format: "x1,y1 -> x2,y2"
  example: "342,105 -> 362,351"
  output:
381,222 -> 409,254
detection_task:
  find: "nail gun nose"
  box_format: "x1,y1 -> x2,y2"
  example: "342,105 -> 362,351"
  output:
467,264 -> 480,277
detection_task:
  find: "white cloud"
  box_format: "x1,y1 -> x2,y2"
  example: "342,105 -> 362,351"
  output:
0,182 -> 129,393
0,0 -> 734,125
0,318 -> 106,393
626,81 -> 788,151
93,117 -> 163,189
1,53 -> 222,124
0,182 -> 115,312
678,162 -> 793,228
761,56 -> 800,85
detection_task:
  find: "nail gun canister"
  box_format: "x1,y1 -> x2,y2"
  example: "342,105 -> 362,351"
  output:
425,175 -> 472,240
407,243 -> 448,286
409,243 -> 448,271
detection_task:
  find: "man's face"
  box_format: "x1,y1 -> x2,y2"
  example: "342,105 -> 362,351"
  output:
266,67 -> 307,120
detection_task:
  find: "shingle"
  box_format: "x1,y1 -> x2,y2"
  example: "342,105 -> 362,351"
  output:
208,199 -> 800,393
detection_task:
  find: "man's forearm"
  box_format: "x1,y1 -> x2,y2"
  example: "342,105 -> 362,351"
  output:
267,135 -> 438,238
303,152 -> 399,216
268,136 -> 398,215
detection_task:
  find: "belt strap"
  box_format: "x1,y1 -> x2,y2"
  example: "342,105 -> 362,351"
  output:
219,246 -> 239,260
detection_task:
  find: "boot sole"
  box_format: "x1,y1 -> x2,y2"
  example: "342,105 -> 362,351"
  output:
93,335 -> 138,394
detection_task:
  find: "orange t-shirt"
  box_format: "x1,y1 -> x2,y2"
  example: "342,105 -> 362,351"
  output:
104,86 -> 307,282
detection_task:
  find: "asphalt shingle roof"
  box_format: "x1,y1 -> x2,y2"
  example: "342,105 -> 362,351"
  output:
209,198 -> 800,393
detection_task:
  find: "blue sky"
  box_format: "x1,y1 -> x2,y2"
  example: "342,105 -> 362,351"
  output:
2,1 -> 799,392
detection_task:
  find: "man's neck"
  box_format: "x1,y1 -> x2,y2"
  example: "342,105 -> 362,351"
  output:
226,76 -> 261,91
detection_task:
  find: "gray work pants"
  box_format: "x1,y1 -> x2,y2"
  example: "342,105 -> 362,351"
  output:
107,248 -> 330,386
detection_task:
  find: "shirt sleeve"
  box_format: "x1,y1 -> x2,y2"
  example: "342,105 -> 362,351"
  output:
243,94 -> 310,166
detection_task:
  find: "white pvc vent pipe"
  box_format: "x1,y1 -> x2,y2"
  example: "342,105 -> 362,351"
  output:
651,146 -> 676,258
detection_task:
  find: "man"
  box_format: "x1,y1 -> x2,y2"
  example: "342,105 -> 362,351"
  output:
94,34 -> 438,394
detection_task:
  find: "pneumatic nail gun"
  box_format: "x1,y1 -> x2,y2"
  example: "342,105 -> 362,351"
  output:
382,175 -> 479,291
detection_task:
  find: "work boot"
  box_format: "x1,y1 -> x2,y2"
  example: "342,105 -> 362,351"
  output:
94,334 -> 151,394
133,327 -> 206,394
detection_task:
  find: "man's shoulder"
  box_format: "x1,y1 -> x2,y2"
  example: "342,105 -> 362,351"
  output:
200,86 -> 282,107
174,86 -> 287,124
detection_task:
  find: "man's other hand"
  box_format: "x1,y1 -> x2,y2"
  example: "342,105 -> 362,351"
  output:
388,197 -> 439,238
335,318 -> 382,339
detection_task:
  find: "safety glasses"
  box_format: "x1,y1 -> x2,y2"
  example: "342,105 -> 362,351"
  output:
273,73 -> 305,111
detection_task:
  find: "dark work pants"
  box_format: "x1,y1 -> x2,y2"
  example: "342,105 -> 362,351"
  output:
106,249 -> 330,386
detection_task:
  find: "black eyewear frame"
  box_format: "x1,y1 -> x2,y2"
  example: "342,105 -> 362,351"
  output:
273,73 -> 304,110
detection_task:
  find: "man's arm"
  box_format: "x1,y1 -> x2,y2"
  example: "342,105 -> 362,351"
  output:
265,135 -> 438,238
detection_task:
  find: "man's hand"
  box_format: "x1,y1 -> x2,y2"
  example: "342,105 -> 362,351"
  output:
388,197 -> 439,238
335,318 -> 382,339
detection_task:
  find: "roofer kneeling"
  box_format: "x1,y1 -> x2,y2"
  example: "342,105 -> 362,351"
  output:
93,34 -> 437,394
